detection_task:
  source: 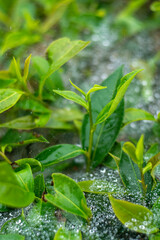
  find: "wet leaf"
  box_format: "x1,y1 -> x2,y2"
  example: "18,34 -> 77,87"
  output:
0,89 -> 23,114
45,173 -> 92,220
54,228 -> 82,240
135,134 -> 144,169
36,144 -> 85,168
82,66 -> 124,167
109,195 -> 159,234
149,233 -> 160,240
119,151 -> 142,192
53,90 -> 88,110
78,180 -> 124,194
123,108 -> 156,127
0,162 -> 35,208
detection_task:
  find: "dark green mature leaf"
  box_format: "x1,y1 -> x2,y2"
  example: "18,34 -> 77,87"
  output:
123,108 -> 156,127
0,162 -> 35,208
54,228 -> 82,240
0,234 -> 25,240
0,129 -> 48,150
78,180 -> 124,194
152,197 -> 160,228
119,151 -> 142,192
0,89 -> 23,114
15,164 -> 34,192
96,69 -> 142,125
109,195 -> 159,234
17,98 -> 51,113
45,173 -> 92,220
34,174 -> 45,198
36,144 -> 85,168
53,90 -> 88,110
81,66 -> 124,167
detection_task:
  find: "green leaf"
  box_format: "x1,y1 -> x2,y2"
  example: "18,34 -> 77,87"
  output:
0,31 -> 40,55
0,204 -> 10,213
23,54 -> 31,83
152,197 -> 160,228
54,228 -> 82,240
17,98 -> 51,113
34,174 -> 45,198
149,233 -> 160,240
0,129 -> 48,150
0,162 -> 35,208
109,195 -> 159,234
13,57 -> 22,82
36,144 -> 85,168
0,114 -> 50,129
96,69 -> 142,125
123,142 -> 137,164
15,164 -> 34,192
15,158 -> 42,172
135,134 -> 144,169
150,1 -> 160,11
69,80 -> 86,97
78,180 -> 124,194
0,234 -> 25,240
123,108 -> 156,127
45,173 -> 92,220
0,79 -> 17,88
144,144 -> 160,162
82,66 -> 124,167
39,38 -> 90,97
103,142 -> 121,170
86,84 -> 107,96
0,89 -> 23,114
53,90 -> 88,110
119,151 -> 142,192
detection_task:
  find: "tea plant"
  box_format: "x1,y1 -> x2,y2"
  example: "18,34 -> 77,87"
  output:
1,45 -> 160,239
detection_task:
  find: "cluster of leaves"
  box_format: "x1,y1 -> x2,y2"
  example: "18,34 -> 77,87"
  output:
1,38 -> 160,239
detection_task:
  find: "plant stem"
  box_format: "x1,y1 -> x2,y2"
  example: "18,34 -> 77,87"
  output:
86,95 -> 94,171
0,151 -> 12,164
140,170 -> 146,198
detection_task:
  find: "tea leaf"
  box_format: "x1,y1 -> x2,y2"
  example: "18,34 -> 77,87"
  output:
34,174 -> 45,198
96,69 -> 142,124
15,164 -> 34,192
149,233 -> 160,240
109,195 -> 159,234
0,234 -> 25,240
70,80 -> 86,97
86,84 -> 107,96
39,38 -> 90,97
36,144 -> 86,168
0,89 -> 23,114
0,204 -> 10,213
78,180 -> 124,194
0,31 -> 40,55
0,129 -> 48,150
150,1 -> 160,11
123,108 -> 156,127
119,151 -> 142,192
54,228 -> 82,240
23,54 -> 31,84
45,173 -> 92,220
0,162 -> 35,208
15,158 -> 42,172
135,134 -> 144,169
17,98 -> 51,113
123,142 -> 137,164
0,79 -> 17,88
82,66 -> 124,167
53,90 -> 88,110
13,57 -> 22,82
